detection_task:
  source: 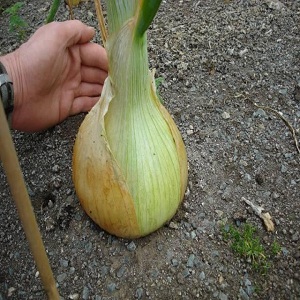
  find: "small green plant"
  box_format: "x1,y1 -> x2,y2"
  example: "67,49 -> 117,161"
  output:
270,240 -> 281,256
223,223 -> 279,274
4,2 -> 28,41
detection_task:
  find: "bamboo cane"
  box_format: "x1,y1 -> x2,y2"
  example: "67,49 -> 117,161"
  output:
0,98 -> 59,299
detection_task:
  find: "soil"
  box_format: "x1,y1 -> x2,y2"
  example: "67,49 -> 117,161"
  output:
0,0 -> 299,299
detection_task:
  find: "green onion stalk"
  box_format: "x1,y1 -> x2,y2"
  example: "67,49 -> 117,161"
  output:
73,0 -> 188,238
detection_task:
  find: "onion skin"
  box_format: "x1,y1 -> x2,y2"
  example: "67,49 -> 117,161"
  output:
73,3 -> 188,238
73,77 -> 188,239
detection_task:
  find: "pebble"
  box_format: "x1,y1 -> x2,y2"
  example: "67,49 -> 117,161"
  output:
221,111 -> 230,119
239,287 -> 250,300
69,294 -> 79,300
171,258 -> 179,267
219,291 -> 228,300
266,0 -> 285,10
82,286 -> 89,300
85,241 -> 93,253
187,254 -> 195,268
57,273 -> 67,283
135,287 -> 144,299
60,259 -> 69,268
169,221 -> 179,229
199,271 -> 206,280
127,241 -> 137,252
116,265 -> 127,278
182,268 -> 190,278
52,164 -> 60,173
281,164 -> 288,173
7,287 -> 16,297
107,282 -> 117,293
291,232 -> 299,242
253,108 -> 267,118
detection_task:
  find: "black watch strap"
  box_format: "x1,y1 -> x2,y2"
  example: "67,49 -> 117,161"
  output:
0,61 -> 14,125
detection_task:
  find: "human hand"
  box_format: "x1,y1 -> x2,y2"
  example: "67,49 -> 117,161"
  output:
0,20 -> 108,132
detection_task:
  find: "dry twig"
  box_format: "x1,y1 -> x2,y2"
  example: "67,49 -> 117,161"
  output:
242,197 -> 275,232
94,0 -> 107,46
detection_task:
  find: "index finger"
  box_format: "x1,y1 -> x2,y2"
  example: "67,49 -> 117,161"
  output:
79,42 -> 108,72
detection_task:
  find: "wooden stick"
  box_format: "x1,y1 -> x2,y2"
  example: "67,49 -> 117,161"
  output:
94,0 -> 107,46
0,99 -> 60,299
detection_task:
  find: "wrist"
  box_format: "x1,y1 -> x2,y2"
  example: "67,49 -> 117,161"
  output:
0,52 -> 24,129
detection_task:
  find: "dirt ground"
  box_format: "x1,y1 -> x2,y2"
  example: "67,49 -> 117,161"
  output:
0,0 -> 299,299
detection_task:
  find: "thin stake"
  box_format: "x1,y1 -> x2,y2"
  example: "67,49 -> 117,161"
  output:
67,0 -> 75,20
0,99 -> 59,299
94,0 -> 107,46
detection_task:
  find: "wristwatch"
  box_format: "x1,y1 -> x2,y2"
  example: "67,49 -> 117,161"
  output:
0,61 -> 14,124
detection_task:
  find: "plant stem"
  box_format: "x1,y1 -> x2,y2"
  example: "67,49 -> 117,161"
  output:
45,0 -> 61,24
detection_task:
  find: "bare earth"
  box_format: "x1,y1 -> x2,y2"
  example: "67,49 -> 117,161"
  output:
0,0 -> 299,299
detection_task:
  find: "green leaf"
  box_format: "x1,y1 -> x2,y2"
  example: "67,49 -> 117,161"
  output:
135,0 -> 162,37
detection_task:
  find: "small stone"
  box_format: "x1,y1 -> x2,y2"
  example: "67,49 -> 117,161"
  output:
245,278 -> 252,286
47,200 -> 54,208
127,241 -> 137,252
199,271 -> 206,280
182,268 -> 190,278
221,111 -> 230,119
171,258 -> 179,267
239,287 -> 250,300
7,287 -> 16,297
69,294 -> 79,300
266,0 -> 285,10
57,273 -> 67,283
116,265 -> 127,278
187,254 -> 195,268
219,291 -> 228,300
60,259 -> 69,268
107,282 -> 117,293
292,233 -> 299,242
187,129 -> 194,135
135,287 -> 144,299
52,164 -> 60,173
253,108 -> 267,118
85,241 -> 93,253
169,221 -> 179,229
281,165 -> 288,173
45,216 -> 56,232
82,286 -> 90,300
239,48 -> 248,57
190,231 -> 197,239
215,210 -> 224,218
279,88 -> 288,95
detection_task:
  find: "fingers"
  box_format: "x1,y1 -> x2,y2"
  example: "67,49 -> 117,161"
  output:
74,82 -> 104,98
81,65 -> 108,85
37,20 -> 95,48
70,96 -> 100,115
79,43 -> 108,71
62,20 -> 95,47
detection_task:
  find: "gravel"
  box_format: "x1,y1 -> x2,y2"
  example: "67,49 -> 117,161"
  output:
0,0 -> 300,299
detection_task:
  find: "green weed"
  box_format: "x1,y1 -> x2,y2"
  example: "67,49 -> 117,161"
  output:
4,2 -> 28,41
223,223 -> 280,274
